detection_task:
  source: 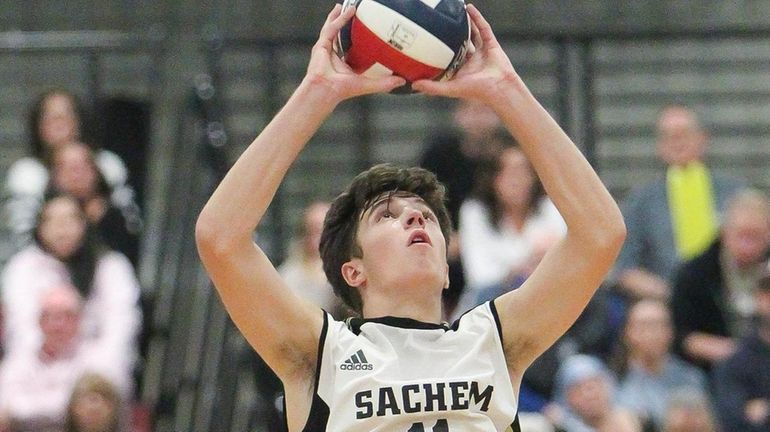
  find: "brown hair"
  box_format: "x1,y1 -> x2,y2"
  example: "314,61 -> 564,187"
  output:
64,373 -> 122,432
319,164 -> 452,313
473,129 -> 543,229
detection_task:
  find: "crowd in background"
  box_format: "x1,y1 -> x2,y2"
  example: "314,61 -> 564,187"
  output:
0,90 -> 145,432
2,89 -> 770,432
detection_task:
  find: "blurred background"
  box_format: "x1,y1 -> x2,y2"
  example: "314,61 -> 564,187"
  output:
2,1 -> 770,431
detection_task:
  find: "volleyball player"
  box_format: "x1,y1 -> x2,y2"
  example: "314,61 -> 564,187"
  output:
196,4 -> 626,430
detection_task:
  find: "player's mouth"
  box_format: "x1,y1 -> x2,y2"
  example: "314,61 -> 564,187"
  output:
407,230 -> 432,247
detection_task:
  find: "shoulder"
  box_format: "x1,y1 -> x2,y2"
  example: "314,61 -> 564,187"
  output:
95,149 -> 129,186
452,302 -> 503,341
94,251 -> 139,283
710,171 -> 746,189
98,250 -> 135,268
622,177 -> 666,205
459,198 -> 488,221
5,157 -> 48,196
4,246 -> 57,271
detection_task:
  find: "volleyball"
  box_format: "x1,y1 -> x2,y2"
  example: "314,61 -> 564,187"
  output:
336,0 -> 472,93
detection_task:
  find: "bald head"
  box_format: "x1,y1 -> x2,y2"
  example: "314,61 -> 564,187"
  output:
39,284 -> 83,355
722,189 -> 770,269
656,105 -> 708,167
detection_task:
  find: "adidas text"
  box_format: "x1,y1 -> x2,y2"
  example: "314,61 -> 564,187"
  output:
340,363 -> 374,371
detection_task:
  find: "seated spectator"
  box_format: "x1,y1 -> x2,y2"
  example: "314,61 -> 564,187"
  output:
457,136 -> 566,313
672,189 -> 770,371
418,99 -> 502,316
614,300 -> 706,430
3,89 -> 138,252
547,354 -> 641,432
49,141 -> 141,265
662,388 -> 717,432
278,201 -> 346,318
520,286 -> 623,413
713,268 -> 770,431
613,105 -> 745,301
0,284 -> 132,432
1,192 -> 141,365
64,373 -> 123,432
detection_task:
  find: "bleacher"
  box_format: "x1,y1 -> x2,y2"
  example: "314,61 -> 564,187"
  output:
2,23 -> 770,432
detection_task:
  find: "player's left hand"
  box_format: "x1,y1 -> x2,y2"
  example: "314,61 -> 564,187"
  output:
412,4 -> 517,104
304,4 -> 406,102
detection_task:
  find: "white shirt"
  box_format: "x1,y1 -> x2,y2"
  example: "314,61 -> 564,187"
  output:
459,197 -> 566,292
0,340 -> 133,431
3,150 -> 135,249
1,245 -> 141,365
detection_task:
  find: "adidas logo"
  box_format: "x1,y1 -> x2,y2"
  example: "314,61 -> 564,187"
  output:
339,349 -> 374,371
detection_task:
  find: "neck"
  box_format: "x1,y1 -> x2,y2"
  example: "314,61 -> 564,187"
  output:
629,353 -> 666,374
362,290 -> 443,324
502,204 -> 528,229
39,341 -> 74,362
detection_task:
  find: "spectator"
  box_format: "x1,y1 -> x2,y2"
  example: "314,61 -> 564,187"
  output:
614,104 -> 745,301
672,189 -> 770,371
457,138 -> 565,312
0,284 -> 132,432
662,388 -> 717,432
49,141 -> 141,265
614,300 -> 706,430
520,287 -> 623,413
418,99 -> 502,316
64,373 -> 123,432
1,192 -> 141,366
3,89 -> 138,252
278,202 -> 346,318
547,354 -> 641,432
712,268 -> 770,431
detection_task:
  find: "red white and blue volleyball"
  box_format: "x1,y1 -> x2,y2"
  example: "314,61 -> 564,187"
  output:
336,0 -> 471,93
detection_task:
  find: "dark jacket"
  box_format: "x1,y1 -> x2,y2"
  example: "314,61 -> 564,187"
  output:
713,331 -> 770,432
671,239 -> 731,371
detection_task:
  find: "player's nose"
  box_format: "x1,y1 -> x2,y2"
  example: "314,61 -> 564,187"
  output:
403,207 -> 425,228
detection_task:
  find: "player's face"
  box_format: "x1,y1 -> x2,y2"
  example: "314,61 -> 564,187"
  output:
354,192 -> 448,292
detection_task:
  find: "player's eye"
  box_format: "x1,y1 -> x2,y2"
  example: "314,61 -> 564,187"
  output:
422,210 -> 436,221
377,210 -> 393,221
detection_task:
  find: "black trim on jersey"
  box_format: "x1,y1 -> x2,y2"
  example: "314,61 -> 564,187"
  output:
488,299 -> 504,346
511,413 -> 522,432
488,300 -> 521,432
298,312 -> 330,432
346,316 -> 449,335
449,301 -> 485,331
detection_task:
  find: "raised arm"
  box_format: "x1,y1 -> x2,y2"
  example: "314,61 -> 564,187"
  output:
195,5 -> 404,380
414,5 -> 626,372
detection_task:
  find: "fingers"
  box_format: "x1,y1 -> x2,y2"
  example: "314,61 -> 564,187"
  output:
318,4 -> 355,48
466,4 -> 499,49
411,79 -> 461,98
363,76 -> 408,95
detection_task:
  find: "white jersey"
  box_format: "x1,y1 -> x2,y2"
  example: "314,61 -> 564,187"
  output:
298,301 -> 520,431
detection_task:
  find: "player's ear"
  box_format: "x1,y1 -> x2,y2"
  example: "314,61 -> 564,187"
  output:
341,259 -> 366,288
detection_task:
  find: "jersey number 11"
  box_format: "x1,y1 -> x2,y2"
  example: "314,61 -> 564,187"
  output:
408,419 -> 448,432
